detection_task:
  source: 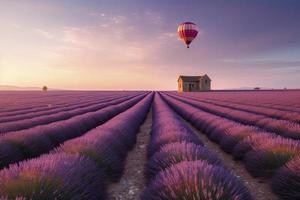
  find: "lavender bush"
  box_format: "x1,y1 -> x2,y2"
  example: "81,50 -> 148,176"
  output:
0,141 -> 24,169
55,137 -> 124,182
232,132 -> 277,160
144,142 -> 222,183
219,125 -> 259,153
0,153 -> 107,199
141,160 -> 254,200
147,129 -> 203,158
245,138 -> 300,177
271,156 -> 300,200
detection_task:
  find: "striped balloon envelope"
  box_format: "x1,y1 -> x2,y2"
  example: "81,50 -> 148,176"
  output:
177,22 -> 198,48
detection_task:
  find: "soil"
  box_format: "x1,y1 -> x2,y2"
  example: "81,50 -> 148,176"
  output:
182,118 -> 279,200
107,109 -> 152,200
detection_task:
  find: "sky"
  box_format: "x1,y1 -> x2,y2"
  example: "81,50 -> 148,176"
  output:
0,0 -> 300,90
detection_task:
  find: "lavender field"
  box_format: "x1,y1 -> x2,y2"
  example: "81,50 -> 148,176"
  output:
0,90 -> 299,200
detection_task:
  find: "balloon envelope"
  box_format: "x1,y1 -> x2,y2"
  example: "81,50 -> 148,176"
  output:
177,22 -> 198,48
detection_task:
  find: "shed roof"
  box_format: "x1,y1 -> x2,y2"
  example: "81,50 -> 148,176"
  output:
178,74 -> 211,82
202,74 -> 212,81
178,76 -> 201,82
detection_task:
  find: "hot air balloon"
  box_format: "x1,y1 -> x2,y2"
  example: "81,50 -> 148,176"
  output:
177,22 -> 198,48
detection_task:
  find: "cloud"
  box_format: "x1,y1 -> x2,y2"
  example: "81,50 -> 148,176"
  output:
14,1 -> 62,12
162,32 -> 176,38
222,58 -> 300,67
112,16 -> 127,24
34,28 -> 55,39
100,24 -> 109,28
61,27 -> 92,46
89,12 -> 106,18
10,23 -> 21,29
144,10 -> 164,25
53,12 -> 173,68
65,28 -> 144,59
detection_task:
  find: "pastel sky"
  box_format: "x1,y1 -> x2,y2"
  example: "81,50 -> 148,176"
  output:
0,0 -> 300,90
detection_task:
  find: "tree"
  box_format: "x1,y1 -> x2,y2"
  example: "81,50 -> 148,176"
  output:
42,86 -> 48,91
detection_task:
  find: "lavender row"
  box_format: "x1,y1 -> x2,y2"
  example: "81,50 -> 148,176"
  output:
141,94 -> 254,200
0,93 -> 136,133
0,93 -> 103,117
198,98 -> 300,124
167,92 -> 300,140
0,93 -> 116,119
0,153 -> 107,200
0,94 -> 148,170
184,91 -> 300,113
0,93 -> 135,124
184,90 -> 300,110
0,91 -> 141,116
0,92 -> 153,199
0,93 -> 145,134
56,92 -> 153,181
0,91 -> 106,114
162,93 -> 300,200
0,92 -> 139,119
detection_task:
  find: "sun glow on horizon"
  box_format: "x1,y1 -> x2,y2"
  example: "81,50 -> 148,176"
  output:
0,1 -> 299,90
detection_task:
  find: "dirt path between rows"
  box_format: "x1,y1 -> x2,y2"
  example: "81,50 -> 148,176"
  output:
107,109 -> 152,200
182,118 -> 279,200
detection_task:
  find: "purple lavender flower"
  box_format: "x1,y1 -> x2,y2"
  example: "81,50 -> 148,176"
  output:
208,120 -> 237,143
0,141 -> 24,169
145,142 -> 222,183
2,131 -> 54,158
232,132 -> 277,160
147,130 -> 203,158
257,118 -> 300,139
0,153 -> 107,199
219,125 -> 259,153
141,160 -> 254,200
56,136 -> 124,182
271,156 -> 300,200
245,138 -> 300,177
